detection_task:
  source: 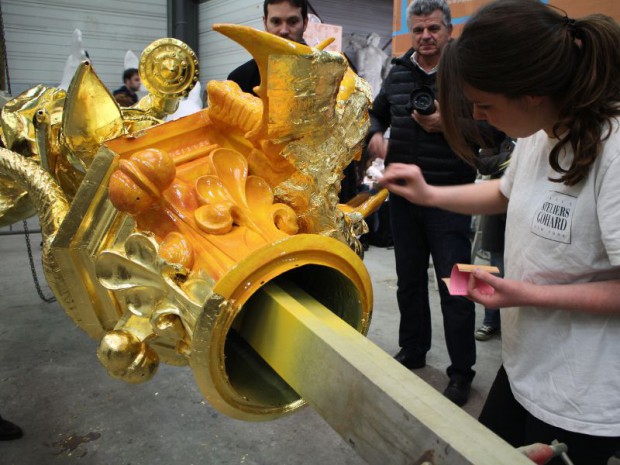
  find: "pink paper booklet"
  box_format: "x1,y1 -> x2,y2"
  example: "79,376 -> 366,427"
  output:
442,264 -> 500,296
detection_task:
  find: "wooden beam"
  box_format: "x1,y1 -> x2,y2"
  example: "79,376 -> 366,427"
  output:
239,281 -> 532,465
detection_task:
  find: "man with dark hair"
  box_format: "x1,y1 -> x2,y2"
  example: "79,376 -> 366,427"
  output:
262,0 -> 307,20
227,0 -> 308,95
113,68 -> 141,106
368,0 -> 477,407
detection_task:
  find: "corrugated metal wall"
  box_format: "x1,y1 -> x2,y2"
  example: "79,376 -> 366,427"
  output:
198,0 -> 393,83
198,0 -> 262,84
1,0 -> 167,96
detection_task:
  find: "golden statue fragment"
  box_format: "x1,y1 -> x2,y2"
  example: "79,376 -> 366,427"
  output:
0,27 -> 386,420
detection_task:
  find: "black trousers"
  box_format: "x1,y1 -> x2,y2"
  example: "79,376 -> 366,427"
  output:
480,366 -> 620,465
389,194 -> 476,381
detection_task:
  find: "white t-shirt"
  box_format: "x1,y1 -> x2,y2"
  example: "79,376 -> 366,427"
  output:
499,122 -> 620,436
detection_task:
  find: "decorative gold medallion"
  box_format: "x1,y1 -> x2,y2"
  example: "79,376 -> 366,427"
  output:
139,38 -> 199,99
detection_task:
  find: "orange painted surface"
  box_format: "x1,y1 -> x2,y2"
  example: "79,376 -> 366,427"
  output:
392,0 -> 620,56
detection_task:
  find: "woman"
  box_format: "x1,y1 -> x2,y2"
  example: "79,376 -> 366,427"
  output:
380,1 -> 620,463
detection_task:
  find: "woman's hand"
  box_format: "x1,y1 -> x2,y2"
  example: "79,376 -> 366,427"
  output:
379,163 -> 435,205
467,269 -> 529,308
468,270 -> 620,314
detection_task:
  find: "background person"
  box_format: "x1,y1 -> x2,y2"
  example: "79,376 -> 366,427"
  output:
367,0 -> 478,407
113,68 -> 141,107
380,1 -> 620,462
227,0 -> 308,95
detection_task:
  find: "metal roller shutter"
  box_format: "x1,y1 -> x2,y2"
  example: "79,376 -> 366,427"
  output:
198,0 -> 263,84
1,0 -> 166,96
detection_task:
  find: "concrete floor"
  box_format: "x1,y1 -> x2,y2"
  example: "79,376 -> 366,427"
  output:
0,223 -> 502,465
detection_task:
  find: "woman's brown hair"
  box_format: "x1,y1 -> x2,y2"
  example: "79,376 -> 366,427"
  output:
438,0 -> 620,185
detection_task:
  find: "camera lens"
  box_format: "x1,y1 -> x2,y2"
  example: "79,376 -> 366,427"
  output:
409,86 -> 436,115
412,93 -> 434,114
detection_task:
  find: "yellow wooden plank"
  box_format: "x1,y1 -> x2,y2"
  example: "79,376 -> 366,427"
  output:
238,281 -> 532,465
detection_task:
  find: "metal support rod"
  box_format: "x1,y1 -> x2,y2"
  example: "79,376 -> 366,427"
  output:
552,440 -> 575,465
0,229 -> 42,236
239,281 -> 532,465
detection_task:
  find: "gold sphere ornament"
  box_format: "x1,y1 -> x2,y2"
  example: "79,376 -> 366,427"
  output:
97,330 -> 160,383
139,38 -> 199,99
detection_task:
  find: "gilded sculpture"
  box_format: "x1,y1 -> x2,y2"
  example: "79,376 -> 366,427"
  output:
0,26 -> 387,420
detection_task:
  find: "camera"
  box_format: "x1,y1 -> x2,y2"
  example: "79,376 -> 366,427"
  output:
406,85 -> 436,115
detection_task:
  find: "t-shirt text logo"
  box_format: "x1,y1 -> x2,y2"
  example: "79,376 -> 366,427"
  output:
531,191 -> 576,244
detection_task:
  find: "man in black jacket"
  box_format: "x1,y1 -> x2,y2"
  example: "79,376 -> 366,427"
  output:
368,0 -> 476,406
227,0 -> 308,95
